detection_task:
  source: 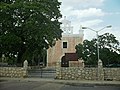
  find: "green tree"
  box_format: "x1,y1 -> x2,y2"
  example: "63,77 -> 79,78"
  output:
75,33 -> 120,66
99,33 -> 120,65
0,0 -> 62,65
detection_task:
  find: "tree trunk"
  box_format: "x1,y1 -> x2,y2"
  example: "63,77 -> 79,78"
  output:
17,44 -> 26,66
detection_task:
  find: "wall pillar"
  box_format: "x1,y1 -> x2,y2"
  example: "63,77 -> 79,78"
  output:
97,59 -> 104,80
55,62 -> 61,79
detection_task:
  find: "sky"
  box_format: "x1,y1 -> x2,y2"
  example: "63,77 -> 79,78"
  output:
59,0 -> 120,41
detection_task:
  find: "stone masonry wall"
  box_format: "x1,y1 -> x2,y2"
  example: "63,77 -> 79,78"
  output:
56,67 -> 98,80
56,67 -> 120,81
0,67 -> 28,78
104,68 -> 120,81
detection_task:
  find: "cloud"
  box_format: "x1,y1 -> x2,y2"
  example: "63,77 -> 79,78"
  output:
59,0 -> 120,42
72,8 -> 105,18
81,19 -> 104,27
59,0 -> 105,8
106,12 -> 120,15
61,7 -> 105,19
59,0 -> 105,36
71,19 -> 103,35
106,27 -> 120,41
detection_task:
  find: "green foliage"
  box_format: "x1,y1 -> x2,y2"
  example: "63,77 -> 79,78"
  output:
75,33 -> 120,66
0,0 -> 62,65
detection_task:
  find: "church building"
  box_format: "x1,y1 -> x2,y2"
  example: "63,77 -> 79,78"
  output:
47,17 -> 84,67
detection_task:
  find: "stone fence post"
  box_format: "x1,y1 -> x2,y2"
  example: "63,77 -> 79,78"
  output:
97,59 -> 104,80
23,60 -> 28,77
23,60 -> 28,70
55,61 -> 61,79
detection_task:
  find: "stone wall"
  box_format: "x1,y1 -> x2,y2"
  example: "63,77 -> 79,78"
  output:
104,68 -> 120,81
56,67 -> 120,81
56,67 -> 98,80
0,67 -> 28,78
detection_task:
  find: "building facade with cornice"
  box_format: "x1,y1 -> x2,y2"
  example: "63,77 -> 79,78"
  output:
47,17 -> 84,67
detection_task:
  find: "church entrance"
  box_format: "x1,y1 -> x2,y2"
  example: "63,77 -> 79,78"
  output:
61,56 -> 69,67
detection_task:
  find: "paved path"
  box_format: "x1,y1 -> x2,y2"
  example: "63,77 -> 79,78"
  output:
1,77 -> 119,85
0,80 -> 64,90
61,85 -> 120,90
0,77 -> 120,90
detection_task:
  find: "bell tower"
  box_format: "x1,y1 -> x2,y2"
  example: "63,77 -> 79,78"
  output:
61,16 -> 73,34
